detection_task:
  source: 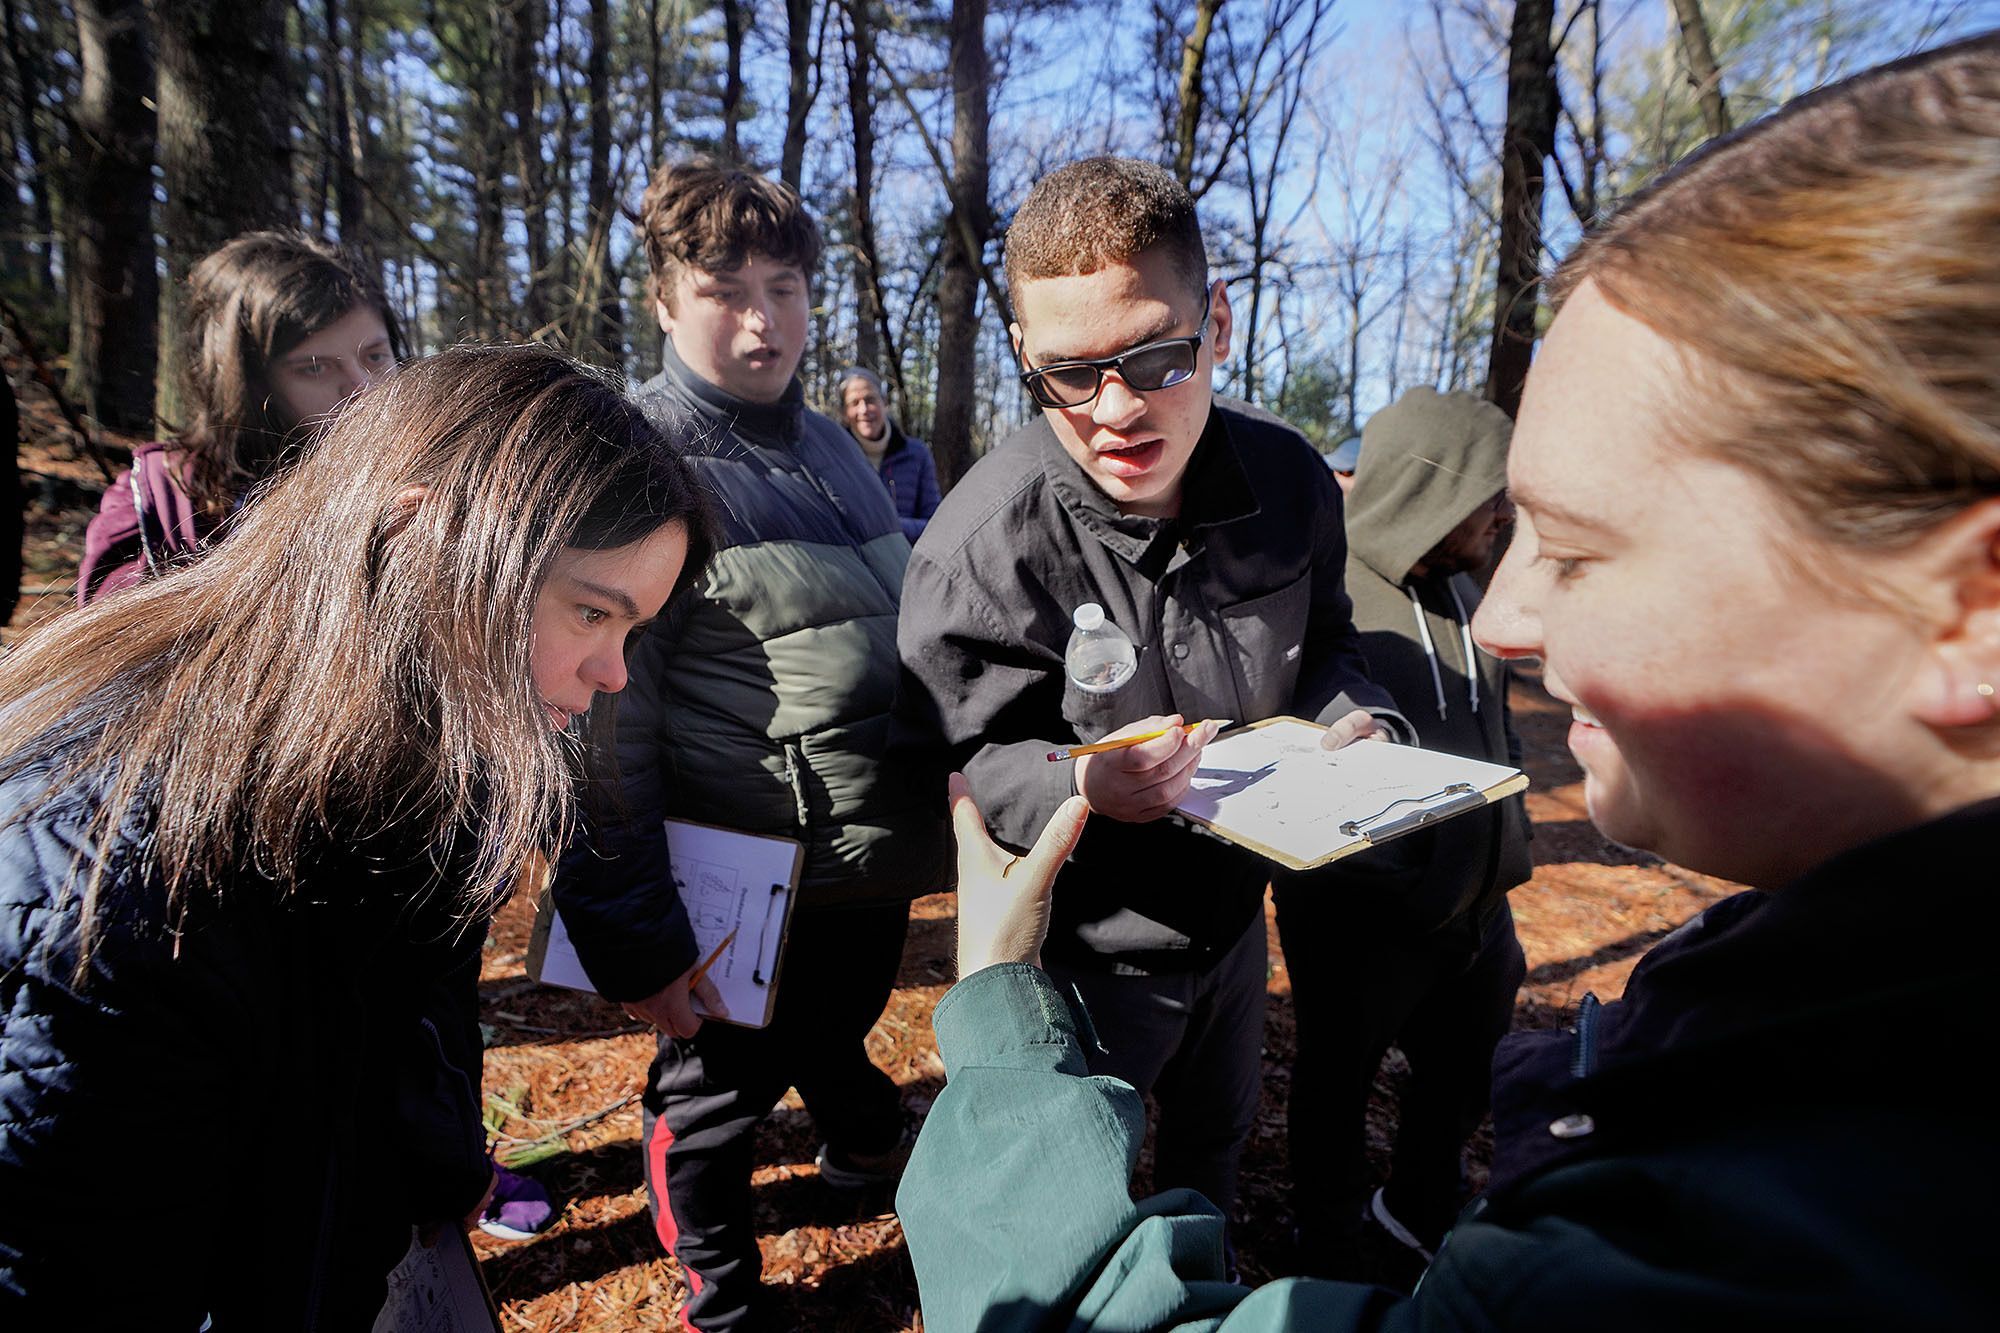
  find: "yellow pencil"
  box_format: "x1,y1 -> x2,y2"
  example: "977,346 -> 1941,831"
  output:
1046,719 -> 1231,763
686,928 -> 738,990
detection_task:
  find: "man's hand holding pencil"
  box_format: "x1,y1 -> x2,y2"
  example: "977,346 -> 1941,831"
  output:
1069,713 -> 1224,823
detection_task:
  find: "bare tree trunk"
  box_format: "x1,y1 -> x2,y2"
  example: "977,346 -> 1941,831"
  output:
1171,0 -> 1223,186
3,0 -> 57,295
2,374 -> 19,627
509,0 -> 549,332
343,0 -> 372,243
781,0 -> 814,192
325,0 -> 363,241
583,0 -> 623,365
552,12 -> 576,299
155,0 -> 292,425
845,0 -> 900,390
646,0 -> 665,166
931,0 -> 989,490
1485,0 -> 1556,420
67,0 -> 157,433
720,0 -> 745,163
1670,0 -> 1731,139
473,88 -> 505,341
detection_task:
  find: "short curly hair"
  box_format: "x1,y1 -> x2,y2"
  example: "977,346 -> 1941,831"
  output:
1003,157 -> 1208,305
639,160 -> 823,312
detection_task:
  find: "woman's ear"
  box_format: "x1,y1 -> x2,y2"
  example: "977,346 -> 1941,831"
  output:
1908,499 -> 2000,729
383,484 -> 430,539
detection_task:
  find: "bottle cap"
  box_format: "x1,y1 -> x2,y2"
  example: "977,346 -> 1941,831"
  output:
1072,602 -> 1105,631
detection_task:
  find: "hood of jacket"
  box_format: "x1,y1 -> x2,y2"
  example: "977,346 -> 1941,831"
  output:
1345,386 -> 1512,586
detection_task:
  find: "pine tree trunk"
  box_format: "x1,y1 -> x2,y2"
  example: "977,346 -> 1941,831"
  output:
846,0 -> 896,384
1484,0 -> 1556,420
721,0 -> 745,163
2,372 -> 22,628
3,0 -> 57,295
344,0 -> 373,245
326,0 -> 363,242
584,0 -> 623,365
1171,0 -> 1222,187
931,0 -> 989,491
510,0 -> 549,332
1670,0 -> 1731,139
155,0 -> 293,425
781,0 -> 813,192
66,0 -> 157,433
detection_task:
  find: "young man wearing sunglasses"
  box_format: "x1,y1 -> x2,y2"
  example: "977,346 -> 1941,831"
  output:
894,157 -> 1406,1237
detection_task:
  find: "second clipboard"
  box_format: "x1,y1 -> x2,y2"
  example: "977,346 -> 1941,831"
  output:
526,819 -> 802,1030
665,819 -> 802,1029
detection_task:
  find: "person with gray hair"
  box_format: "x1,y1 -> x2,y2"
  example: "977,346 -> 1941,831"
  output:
838,366 -> 941,541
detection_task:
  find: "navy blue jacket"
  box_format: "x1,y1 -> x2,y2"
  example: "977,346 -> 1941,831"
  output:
0,750 -> 492,1328
871,423 -> 942,542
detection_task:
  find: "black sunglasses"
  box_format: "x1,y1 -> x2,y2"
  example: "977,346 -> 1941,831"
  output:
1017,288 -> 1213,410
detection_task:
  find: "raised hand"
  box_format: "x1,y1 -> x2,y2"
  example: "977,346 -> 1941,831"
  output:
949,772 -> 1090,977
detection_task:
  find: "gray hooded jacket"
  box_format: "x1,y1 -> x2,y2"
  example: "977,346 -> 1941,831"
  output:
1326,386 -> 1533,941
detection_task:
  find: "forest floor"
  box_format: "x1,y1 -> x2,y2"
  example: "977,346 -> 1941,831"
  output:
6,358 -> 1742,1330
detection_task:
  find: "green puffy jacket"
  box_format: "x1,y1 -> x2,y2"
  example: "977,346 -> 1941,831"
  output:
552,345 -> 948,1001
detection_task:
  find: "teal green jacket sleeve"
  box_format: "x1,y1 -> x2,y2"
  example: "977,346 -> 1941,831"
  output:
898,964 -> 1416,1333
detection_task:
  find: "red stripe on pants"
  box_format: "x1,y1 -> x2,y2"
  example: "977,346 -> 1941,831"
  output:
645,1110 -> 704,1332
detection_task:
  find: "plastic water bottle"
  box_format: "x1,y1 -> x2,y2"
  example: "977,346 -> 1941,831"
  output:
1065,602 -> 1137,694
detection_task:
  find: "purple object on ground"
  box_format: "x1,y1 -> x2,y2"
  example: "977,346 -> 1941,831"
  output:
478,1166 -> 555,1241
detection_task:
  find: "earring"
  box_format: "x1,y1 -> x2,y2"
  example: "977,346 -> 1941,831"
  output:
1978,682 -> 1996,700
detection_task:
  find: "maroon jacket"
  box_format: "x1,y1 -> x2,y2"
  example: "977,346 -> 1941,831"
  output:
77,444 -> 214,606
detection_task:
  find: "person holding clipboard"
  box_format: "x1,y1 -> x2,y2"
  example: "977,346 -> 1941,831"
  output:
897,36 -> 1997,1332
894,157 -> 1408,1243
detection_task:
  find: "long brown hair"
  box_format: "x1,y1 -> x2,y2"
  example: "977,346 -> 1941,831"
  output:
1,344 -> 712,955
177,229 -> 407,516
1552,34 -> 2000,548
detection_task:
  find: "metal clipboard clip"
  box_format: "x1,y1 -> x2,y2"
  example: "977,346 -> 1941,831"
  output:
751,882 -> 789,986
1338,782 -> 1485,841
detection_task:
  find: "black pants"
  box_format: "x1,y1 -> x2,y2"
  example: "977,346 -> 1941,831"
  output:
640,900 -> 910,1332
1273,892 -> 1525,1249
1042,912 -> 1268,1222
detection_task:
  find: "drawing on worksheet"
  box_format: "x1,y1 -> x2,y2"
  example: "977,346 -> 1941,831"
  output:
526,819 -> 803,1028
676,859 -> 740,938
1175,716 -> 1526,870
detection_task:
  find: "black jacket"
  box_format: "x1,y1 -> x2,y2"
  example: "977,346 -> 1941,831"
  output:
895,400 -> 1398,972
1445,795 -> 1996,1329
0,753 -> 492,1329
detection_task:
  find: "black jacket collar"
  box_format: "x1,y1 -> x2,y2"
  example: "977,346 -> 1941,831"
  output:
1486,795 -> 2000,1195
1038,404 -> 1261,565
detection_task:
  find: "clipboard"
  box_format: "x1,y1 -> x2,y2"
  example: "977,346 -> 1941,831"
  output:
1172,715 -> 1528,872
526,819 -> 803,1028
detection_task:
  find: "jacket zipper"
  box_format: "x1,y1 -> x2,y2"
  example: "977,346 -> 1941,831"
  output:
1570,991 -> 1602,1079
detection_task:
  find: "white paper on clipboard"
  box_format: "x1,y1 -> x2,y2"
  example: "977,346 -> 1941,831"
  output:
529,819 -> 801,1028
1174,717 -> 1526,871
